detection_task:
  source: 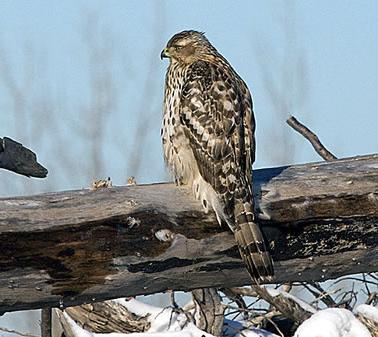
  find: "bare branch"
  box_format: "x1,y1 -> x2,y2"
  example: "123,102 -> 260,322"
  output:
192,288 -> 225,336
227,287 -> 258,298
41,308 -> 52,337
287,115 -> 337,161
366,292 -> 378,306
64,301 -> 150,333
221,288 -> 249,319
307,282 -> 337,307
0,137 -> 48,178
54,310 -> 77,337
252,284 -> 311,324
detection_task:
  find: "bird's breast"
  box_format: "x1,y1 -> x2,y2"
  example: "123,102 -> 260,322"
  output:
161,66 -> 195,184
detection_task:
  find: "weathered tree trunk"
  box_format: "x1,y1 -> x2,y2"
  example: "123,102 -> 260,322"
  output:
0,154 -> 377,314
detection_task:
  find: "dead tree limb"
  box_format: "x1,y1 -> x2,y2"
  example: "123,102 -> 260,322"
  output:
192,288 -> 225,336
287,116 -> 337,161
41,308 -> 52,337
0,154 -> 377,314
0,137 -> 48,177
54,310 -> 77,337
63,301 -> 150,333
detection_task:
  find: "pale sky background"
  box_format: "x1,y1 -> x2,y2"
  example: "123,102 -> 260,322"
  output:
0,0 -> 377,197
0,0 -> 377,333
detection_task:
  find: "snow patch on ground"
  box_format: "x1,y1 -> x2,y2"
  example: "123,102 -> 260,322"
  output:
356,304 -> 378,323
64,310 -> 212,337
63,298 -> 277,337
235,329 -> 280,337
294,308 -> 372,337
62,298 -> 376,337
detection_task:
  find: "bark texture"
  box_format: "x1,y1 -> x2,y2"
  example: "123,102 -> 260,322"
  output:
63,301 -> 150,333
192,288 -> 225,336
0,154 -> 377,314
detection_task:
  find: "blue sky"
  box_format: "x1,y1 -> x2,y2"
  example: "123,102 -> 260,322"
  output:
0,1 -> 377,195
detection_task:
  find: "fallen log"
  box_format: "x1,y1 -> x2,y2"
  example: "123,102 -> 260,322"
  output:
0,154 -> 377,314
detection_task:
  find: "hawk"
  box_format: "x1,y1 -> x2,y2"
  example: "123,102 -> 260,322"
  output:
160,30 -> 273,281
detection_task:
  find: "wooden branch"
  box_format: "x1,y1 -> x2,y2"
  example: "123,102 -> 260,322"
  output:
54,310 -> 77,337
64,301 -> 150,333
41,308 -> 52,337
0,137 -> 48,178
357,311 -> 378,337
252,285 -> 311,324
192,288 -> 225,336
287,116 -> 337,161
0,154 -> 377,314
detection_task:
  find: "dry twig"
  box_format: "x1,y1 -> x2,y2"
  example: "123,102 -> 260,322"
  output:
221,288 -> 249,319
357,314 -> 378,337
307,282 -> 337,307
227,287 -> 258,298
287,115 -> 337,161
366,292 -> 378,306
192,288 -> 225,336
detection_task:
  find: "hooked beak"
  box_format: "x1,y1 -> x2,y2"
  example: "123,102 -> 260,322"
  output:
160,47 -> 170,60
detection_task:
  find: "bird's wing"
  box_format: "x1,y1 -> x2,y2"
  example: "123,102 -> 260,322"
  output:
239,78 -> 255,176
180,60 -> 250,194
180,60 -> 273,281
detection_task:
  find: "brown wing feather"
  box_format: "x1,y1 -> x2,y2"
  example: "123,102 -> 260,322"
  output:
180,60 -> 274,281
180,61 -> 237,215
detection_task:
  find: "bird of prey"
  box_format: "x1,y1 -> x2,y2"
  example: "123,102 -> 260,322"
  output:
160,30 -> 273,281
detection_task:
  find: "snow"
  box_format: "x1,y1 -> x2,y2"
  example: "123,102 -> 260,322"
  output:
355,304 -> 378,323
294,308 -> 372,337
115,298 -> 163,317
62,298 -> 277,337
63,310 -> 213,337
62,297 -> 376,337
235,329 -> 280,337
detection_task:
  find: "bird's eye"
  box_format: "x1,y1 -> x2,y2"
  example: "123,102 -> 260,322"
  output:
175,45 -> 183,51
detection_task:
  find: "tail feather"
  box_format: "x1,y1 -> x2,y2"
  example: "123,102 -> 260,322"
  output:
234,201 -> 274,282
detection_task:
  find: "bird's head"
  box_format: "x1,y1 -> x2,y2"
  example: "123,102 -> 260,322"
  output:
161,30 -> 216,64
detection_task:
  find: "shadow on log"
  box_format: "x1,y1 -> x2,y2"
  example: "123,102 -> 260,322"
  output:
0,154 -> 377,314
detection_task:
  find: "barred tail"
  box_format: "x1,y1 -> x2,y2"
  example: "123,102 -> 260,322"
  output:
234,200 -> 274,282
